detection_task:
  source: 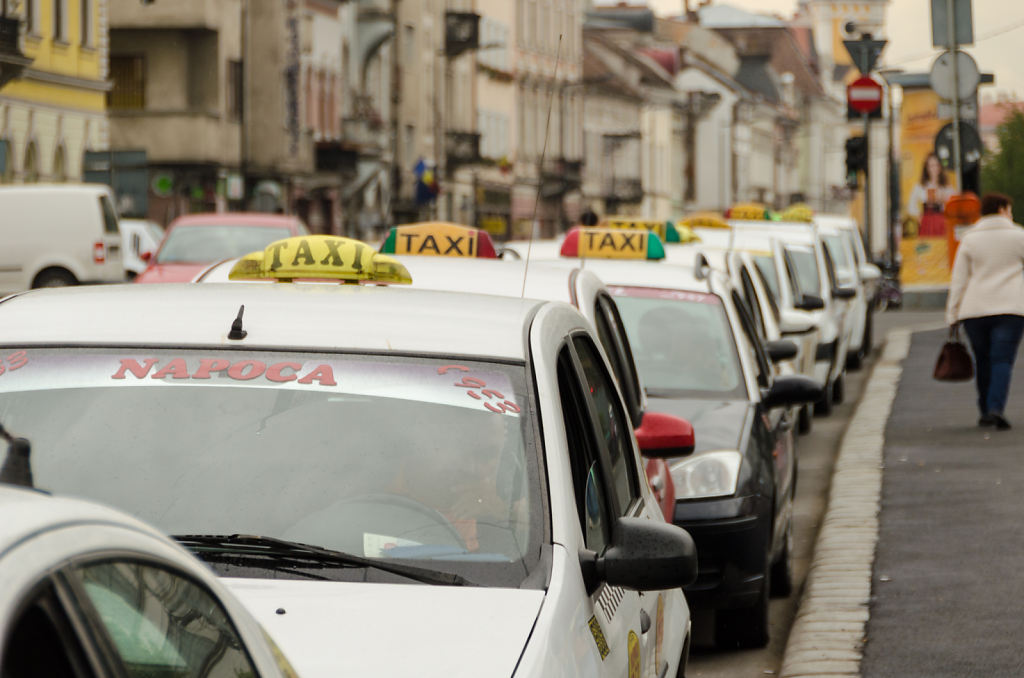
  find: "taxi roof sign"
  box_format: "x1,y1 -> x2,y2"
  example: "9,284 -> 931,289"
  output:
229,235 -> 412,284
725,203 -> 779,221
679,213 -> 730,230
779,203 -> 814,223
600,217 -> 694,244
380,222 -> 498,258
560,227 -> 666,261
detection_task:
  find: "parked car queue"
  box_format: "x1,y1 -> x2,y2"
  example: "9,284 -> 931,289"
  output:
0,204 -> 878,675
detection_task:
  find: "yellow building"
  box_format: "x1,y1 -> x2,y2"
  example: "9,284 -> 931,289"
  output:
0,0 -> 108,183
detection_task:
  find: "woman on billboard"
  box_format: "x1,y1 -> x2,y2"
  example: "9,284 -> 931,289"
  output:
907,153 -> 953,237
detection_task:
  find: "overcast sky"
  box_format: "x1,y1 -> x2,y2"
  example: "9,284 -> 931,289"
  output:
631,0 -> 1023,101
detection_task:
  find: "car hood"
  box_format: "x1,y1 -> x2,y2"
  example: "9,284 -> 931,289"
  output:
134,263 -> 209,283
224,578 -> 545,677
646,397 -> 751,453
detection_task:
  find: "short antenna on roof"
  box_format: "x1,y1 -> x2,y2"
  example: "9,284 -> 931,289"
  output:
0,421 -> 33,489
522,34 -> 563,297
228,304 -> 248,340
694,252 -> 711,281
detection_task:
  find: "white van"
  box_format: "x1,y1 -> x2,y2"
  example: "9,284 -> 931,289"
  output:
0,184 -> 125,295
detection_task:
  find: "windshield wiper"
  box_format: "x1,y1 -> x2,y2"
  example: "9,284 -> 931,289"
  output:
173,534 -> 478,587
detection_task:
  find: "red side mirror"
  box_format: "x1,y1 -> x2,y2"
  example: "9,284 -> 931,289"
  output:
140,251 -> 153,263
635,411 -> 695,458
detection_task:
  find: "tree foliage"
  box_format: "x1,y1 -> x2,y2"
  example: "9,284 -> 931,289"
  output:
981,108 -> 1024,208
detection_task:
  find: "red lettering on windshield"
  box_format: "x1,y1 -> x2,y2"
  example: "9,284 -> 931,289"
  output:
152,358 -> 190,380
0,351 -> 29,377
297,364 -> 337,386
192,359 -> 231,379
228,360 -> 266,380
266,362 -> 301,383
111,358 -> 159,380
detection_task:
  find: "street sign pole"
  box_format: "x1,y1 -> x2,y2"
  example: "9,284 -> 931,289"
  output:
863,113 -> 871,254
947,0 -> 963,192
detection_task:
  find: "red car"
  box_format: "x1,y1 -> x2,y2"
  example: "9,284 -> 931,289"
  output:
134,213 -> 309,284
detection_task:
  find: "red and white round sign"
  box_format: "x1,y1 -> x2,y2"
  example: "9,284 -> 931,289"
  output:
847,75 -> 883,114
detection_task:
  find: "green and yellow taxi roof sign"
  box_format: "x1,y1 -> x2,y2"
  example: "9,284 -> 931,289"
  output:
380,222 -> 498,258
229,235 -> 412,284
600,217 -> 700,244
560,227 -> 666,261
725,203 -> 780,221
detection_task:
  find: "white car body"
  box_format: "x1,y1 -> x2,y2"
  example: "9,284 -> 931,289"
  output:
0,184 -> 125,293
0,282 -> 693,678
0,485 -> 293,677
119,218 -> 165,278
814,214 -> 881,365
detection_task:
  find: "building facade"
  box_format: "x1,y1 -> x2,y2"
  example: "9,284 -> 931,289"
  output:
0,0 -> 109,184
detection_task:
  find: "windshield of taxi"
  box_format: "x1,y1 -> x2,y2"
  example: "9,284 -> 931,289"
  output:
607,287 -> 746,399
156,225 -> 294,263
0,350 -> 540,587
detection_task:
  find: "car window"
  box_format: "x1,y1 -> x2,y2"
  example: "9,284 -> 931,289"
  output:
732,291 -> 772,389
0,350 -> 540,588
73,561 -> 257,678
558,347 -> 610,553
2,581 -> 95,678
594,293 -> 643,428
99,195 -> 119,234
739,266 -> 767,340
156,225 -> 294,263
609,286 -> 747,400
786,246 -> 821,297
573,336 -> 641,515
753,254 -> 780,304
750,258 -> 781,323
823,235 -> 854,285
821,244 -> 840,290
842,229 -> 864,266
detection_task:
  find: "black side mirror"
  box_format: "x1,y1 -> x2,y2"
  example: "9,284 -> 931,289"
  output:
766,339 -> 798,363
832,286 -> 856,300
762,375 -> 823,410
795,293 -> 825,311
581,517 -> 697,592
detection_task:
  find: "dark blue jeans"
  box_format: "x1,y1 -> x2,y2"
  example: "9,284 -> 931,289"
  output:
962,315 -> 1024,416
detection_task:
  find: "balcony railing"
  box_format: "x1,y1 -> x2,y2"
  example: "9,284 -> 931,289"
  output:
0,16 -> 32,90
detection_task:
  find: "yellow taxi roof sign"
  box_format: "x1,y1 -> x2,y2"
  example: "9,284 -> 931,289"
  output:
380,222 -> 498,258
679,213 -> 730,230
228,235 -> 412,284
560,227 -> 665,260
600,217 -> 687,244
725,203 -> 779,221
779,203 -> 814,223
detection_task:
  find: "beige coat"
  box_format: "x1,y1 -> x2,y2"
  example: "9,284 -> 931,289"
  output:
946,215 -> 1024,325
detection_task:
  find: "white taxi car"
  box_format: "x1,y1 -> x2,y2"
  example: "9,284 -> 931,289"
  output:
0,235 -> 697,678
0,475 -> 296,677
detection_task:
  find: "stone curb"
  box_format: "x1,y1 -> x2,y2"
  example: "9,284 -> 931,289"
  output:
779,329 -> 913,678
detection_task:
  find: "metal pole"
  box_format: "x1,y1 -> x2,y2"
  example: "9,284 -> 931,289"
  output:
886,80 -> 897,265
947,0 -> 962,192
863,112 -> 872,255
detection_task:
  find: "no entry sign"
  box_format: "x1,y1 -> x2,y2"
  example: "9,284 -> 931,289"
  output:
847,76 -> 883,115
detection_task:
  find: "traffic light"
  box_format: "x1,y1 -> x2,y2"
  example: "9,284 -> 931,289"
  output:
845,136 -> 868,188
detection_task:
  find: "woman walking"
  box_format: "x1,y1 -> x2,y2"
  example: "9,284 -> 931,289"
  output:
946,193 -> 1024,430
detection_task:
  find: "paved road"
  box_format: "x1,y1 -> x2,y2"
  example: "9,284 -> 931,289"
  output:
861,327 -> 1024,677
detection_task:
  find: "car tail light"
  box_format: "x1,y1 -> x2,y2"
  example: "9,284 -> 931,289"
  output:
93,241 -> 106,264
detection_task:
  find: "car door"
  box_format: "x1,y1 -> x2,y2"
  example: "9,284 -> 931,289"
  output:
557,335 -> 649,678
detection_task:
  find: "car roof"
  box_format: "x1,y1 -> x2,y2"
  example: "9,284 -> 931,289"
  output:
566,259 -> 726,295
0,183 -> 112,195
395,257 -> 592,303
167,213 -> 304,229
0,485 -> 164,553
0,284 -> 543,360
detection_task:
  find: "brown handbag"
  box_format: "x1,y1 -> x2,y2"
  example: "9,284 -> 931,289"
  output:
934,326 -> 974,381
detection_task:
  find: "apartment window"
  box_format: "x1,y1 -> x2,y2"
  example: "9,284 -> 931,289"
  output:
227,60 -> 243,122
80,0 -> 90,46
54,0 -> 68,42
108,56 -> 145,110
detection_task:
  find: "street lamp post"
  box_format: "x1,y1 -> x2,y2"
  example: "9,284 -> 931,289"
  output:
880,68 -> 903,267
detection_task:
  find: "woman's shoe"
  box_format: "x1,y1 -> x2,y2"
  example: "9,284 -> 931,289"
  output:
979,414 -> 996,427
991,413 -> 1011,430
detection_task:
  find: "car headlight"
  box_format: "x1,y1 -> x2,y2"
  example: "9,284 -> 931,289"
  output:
670,451 -> 742,499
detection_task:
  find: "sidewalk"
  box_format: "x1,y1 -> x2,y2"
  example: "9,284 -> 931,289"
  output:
781,326 -> 1024,677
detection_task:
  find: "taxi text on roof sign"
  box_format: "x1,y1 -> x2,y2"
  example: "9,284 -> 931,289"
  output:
560,227 -> 666,261
600,217 -> 698,244
228,235 -> 412,284
725,203 -> 779,221
380,222 -> 498,258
